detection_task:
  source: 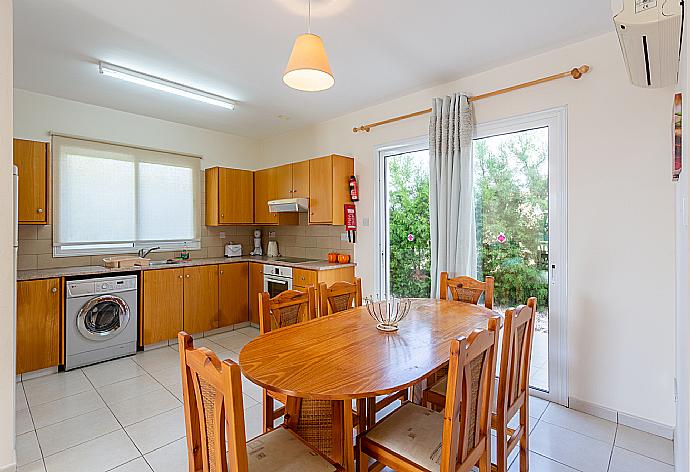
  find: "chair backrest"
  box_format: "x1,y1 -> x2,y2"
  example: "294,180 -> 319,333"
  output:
259,287 -> 316,334
439,273 -> 494,309
439,317 -> 500,472
178,332 -> 248,472
496,297 -> 537,418
318,278 -> 362,316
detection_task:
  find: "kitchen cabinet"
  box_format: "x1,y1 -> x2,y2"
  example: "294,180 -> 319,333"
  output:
293,266 -> 356,316
309,155 -> 354,225
218,262 -> 249,327
254,167 -> 299,225
249,262 -> 264,324
142,268 -> 184,345
183,265 -> 219,334
291,160 -> 310,198
13,139 -> 50,225
205,167 -> 254,226
16,278 -> 61,374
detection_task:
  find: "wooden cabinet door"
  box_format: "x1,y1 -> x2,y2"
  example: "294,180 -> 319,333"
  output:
309,156 -> 333,223
219,168 -> 254,224
16,278 -> 61,374
13,139 -> 48,224
254,168 -> 279,224
276,164 -> 293,200
183,265 -> 219,334
218,263 -> 249,327
292,161 -> 310,198
248,262 -> 264,325
143,269 -> 184,345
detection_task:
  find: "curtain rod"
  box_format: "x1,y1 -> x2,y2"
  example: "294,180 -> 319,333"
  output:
352,65 -> 590,133
49,132 -> 204,159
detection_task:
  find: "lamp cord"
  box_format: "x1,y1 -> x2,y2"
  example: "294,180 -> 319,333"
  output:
307,0 -> 311,33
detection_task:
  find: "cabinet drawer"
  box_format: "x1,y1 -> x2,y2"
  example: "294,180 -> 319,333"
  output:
293,269 -> 317,287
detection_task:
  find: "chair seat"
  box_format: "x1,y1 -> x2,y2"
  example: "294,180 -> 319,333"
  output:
247,427 -> 338,471
362,402 -> 444,472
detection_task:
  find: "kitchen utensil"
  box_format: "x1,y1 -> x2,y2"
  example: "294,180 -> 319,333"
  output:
225,243 -> 242,257
250,229 -> 263,256
102,256 -> 150,268
364,296 -> 411,332
267,240 -> 279,258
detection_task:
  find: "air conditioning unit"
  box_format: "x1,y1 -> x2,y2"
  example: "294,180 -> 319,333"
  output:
613,0 -> 684,88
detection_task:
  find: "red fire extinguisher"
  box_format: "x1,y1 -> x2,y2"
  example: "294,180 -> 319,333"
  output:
349,175 -> 359,202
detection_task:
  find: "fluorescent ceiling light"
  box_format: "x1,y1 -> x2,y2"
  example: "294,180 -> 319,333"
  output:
98,62 -> 236,110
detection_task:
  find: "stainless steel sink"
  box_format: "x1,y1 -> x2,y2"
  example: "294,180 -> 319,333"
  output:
148,259 -> 185,267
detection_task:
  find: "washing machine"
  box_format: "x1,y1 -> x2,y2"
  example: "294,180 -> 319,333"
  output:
65,274 -> 138,370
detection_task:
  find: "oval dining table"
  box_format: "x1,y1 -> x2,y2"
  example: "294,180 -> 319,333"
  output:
239,298 -> 498,471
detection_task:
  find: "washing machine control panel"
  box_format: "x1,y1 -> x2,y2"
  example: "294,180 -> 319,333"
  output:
67,276 -> 138,298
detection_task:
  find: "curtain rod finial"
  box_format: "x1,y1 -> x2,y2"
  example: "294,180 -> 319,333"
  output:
571,65 -> 590,79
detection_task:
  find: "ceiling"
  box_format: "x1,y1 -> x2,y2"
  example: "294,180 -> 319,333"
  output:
13,0 -> 613,139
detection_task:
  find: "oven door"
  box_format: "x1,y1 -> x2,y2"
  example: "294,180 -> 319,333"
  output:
264,275 -> 292,298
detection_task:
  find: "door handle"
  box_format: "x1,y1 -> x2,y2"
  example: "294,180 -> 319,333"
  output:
51,287 -> 57,293
37,208 -> 44,213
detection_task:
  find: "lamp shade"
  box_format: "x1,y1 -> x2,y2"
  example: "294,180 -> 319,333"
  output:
283,33 -> 334,91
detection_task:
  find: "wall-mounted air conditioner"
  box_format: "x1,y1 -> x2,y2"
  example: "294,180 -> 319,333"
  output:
613,0 -> 684,88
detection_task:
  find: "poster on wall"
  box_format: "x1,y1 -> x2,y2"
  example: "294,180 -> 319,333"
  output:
673,93 -> 682,181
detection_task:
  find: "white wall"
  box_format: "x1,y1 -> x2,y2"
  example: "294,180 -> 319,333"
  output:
260,32 -> 677,427
0,1 -> 15,470
13,89 -> 260,170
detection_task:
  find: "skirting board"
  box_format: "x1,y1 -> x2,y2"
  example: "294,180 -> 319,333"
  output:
0,454 -> 16,472
569,396 -> 674,440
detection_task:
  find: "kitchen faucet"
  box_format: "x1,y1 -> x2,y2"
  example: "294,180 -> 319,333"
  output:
138,246 -> 160,258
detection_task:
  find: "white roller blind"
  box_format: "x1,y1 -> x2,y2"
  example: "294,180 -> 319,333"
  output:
53,136 -> 201,255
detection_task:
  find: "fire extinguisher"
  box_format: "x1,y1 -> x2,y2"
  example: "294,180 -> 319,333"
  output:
349,175 -> 359,202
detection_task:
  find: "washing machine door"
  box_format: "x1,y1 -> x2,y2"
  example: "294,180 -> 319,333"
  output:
77,295 -> 130,341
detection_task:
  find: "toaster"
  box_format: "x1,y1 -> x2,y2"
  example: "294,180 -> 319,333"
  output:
224,243 -> 242,257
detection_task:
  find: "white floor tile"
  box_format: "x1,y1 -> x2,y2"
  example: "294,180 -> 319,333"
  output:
243,403 -> 264,440
609,447 -> 674,472
243,393 -> 259,410
207,331 -> 253,351
23,370 -> 93,406
110,457 -> 153,472
615,425 -> 674,465
508,452 -> 578,471
16,383 -> 28,411
540,403 -> 617,444
241,375 -> 263,402
133,347 -> 180,373
144,437 -> 188,472
236,327 -> 259,339
36,407 -> 121,457
16,408 -> 34,436
18,460 -> 46,472
529,396 -> 550,419
16,431 -> 42,467
506,411 -> 539,433
530,421 -> 612,472
96,374 -> 164,404
163,381 -> 184,402
108,388 -> 180,427
147,365 -> 182,387
125,407 -> 186,454
30,390 -> 105,429
82,357 -> 146,388
43,430 -> 140,472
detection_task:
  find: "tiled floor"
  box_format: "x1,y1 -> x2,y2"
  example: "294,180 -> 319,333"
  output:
14,326 -> 674,472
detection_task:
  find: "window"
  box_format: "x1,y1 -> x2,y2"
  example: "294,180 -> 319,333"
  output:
52,136 -> 201,256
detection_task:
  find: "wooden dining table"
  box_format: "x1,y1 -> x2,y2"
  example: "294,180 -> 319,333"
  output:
239,298 -> 497,471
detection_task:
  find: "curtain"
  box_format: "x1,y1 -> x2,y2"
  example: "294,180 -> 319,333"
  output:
429,93 -> 476,297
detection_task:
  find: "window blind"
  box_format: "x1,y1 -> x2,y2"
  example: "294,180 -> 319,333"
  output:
52,136 -> 201,256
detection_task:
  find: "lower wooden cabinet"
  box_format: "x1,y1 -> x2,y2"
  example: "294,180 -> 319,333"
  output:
142,268 -> 184,345
219,263 -> 249,327
249,263 -> 264,325
16,278 -> 61,374
183,265 -> 219,334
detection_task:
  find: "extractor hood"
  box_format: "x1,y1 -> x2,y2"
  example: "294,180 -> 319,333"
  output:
268,198 -> 309,213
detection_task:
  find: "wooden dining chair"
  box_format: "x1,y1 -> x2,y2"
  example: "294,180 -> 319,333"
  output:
439,273 -> 494,309
357,317 -> 500,472
177,332 -> 341,472
423,298 -> 537,472
258,287 -> 317,432
318,278 -> 362,317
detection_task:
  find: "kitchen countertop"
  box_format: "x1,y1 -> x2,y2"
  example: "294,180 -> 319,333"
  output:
16,256 -> 356,281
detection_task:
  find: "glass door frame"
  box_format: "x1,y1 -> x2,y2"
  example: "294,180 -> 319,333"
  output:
375,136 -> 429,299
474,107 -> 568,405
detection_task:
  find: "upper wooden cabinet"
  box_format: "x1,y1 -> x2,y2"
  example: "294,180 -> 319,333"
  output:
309,155 -> 354,225
292,160 -> 310,198
205,167 -> 254,226
16,278 -> 61,374
254,167 -> 299,226
13,139 -> 50,225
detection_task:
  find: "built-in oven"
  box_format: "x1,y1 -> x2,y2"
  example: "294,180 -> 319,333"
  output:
263,264 -> 293,298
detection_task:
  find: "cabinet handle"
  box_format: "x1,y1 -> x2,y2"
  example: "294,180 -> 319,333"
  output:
186,274 -> 190,278
220,270 -> 224,274
51,287 -> 57,293
221,213 -> 224,218
37,208 -> 44,214
178,275 -> 183,279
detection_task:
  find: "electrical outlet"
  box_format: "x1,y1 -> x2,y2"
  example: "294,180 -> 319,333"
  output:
219,232 -> 226,239
341,233 -> 349,241
269,231 -> 276,238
